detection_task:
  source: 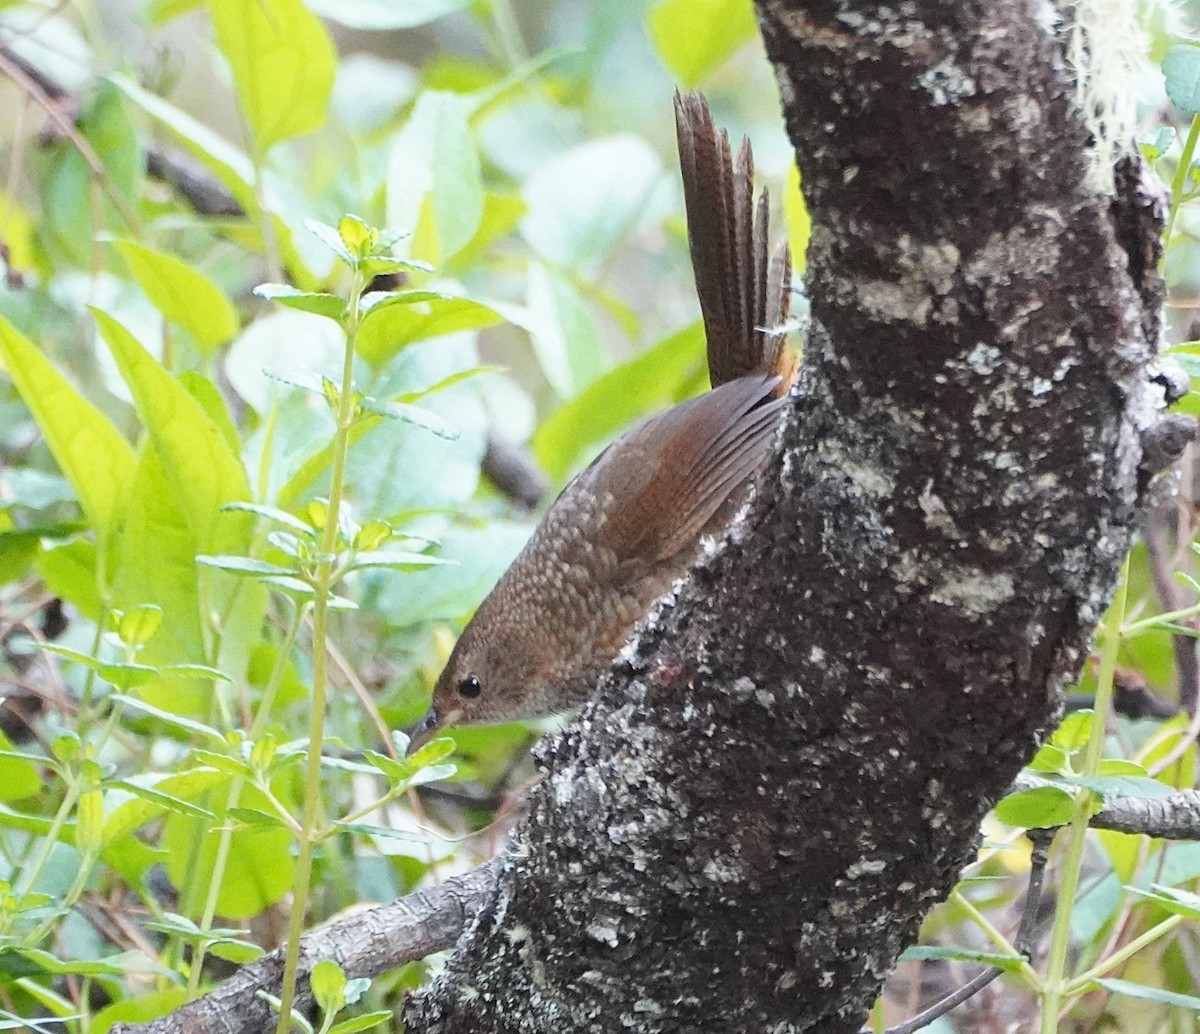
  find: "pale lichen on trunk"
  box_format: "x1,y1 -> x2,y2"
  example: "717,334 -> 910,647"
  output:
405,2 -> 1183,1032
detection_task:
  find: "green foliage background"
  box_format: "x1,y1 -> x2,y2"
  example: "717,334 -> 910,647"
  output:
0,1 -> 1197,1032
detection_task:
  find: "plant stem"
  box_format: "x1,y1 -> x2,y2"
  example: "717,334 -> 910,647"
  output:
186,605 -> 306,999
950,889 -> 1041,989
1063,915 -> 1184,997
274,272 -> 364,1034
1039,556 -> 1128,1033
1166,113 -> 1200,247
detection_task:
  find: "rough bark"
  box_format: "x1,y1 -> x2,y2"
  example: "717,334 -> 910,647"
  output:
404,2 -> 1181,1032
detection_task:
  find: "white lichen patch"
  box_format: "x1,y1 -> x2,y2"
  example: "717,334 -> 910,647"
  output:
919,59 -> 977,105
930,568 -> 1015,614
846,857 -> 888,878
585,920 -> 620,947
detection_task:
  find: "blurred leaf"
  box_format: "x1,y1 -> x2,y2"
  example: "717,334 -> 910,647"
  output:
357,296 -> 502,367
1050,709 -> 1093,753
209,0 -> 336,153
520,135 -> 664,277
1164,45 -> 1200,114
1095,977 -> 1200,1011
900,944 -> 1026,972
0,731 -> 40,803
388,92 -> 484,263
329,1013 -> 392,1034
360,397 -> 460,440
784,163 -> 810,275
92,309 -> 253,557
533,321 -> 706,479
110,240 -> 238,354
306,0 -> 470,28
519,262 -> 608,399
103,769 -> 226,844
647,0 -> 758,86
1126,884 -> 1200,921
0,316 -> 135,540
311,959 -> 347,1014
37,540 -> 103,621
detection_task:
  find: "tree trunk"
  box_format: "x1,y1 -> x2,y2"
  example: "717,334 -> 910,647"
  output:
405,1 -> 1180,1031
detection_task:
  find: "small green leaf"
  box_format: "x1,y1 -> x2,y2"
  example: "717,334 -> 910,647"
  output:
254,283 -> 347,320
117,604 -> 164,649
110,239 -> 239,353
311,959 -> 347,1015
337,214 -> 375,257
1028,743 -> 1069,774
1050,710 -> 1093,753
1164,45 -> 1200,114
994,786 -> 1077,829
900,944 -> 1026,972
329,1010 -> 393,1034
1094,977 -> 1200,1011
197,555 -> 298,577
347,550 -> 450,572
360,398 -> 459,439
222,502 -> 316,536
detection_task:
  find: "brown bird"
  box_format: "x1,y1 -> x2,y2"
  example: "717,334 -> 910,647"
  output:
408,91 -> 794,754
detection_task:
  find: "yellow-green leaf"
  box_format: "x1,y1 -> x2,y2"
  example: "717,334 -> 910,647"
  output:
111,239 -> 239,354
646,0 -> 758,87
784,163 -> 810,275
0,316 -> 135,538
209,0 -> 336,153
90,309 -> 252,558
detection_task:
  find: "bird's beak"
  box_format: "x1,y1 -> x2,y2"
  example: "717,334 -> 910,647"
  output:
406,706 -> 463,756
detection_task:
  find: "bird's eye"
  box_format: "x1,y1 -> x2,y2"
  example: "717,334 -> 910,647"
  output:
458,674 -> 482,699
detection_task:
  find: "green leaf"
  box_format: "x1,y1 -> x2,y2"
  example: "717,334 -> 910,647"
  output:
103,770 -> 226,843
993,785 -> 1077,829
209,0 -> 336,153
356,295 -> 502,366
1059,773 -> 1176,800
109,447 -> 208,712
197,555 -> 298,577
900,944 -> 1027,972
92,309 -> 253,558
254,283 -> 347,320
0,731 -> 40,803
1126,884 -> 1200,921
647,0 -> 758,86
41,645 -> 161,691
1028,743 -> 1069,774
329,1012 -> 393,1034
347,550 -> 450,572
306,0 -> 470,29
1050,709 -> 1093,753
387,91 -> 483,262
519,262 -> 608,398
533,321 -> 706,480
360,398 -> 459,439
117,604 -> 163,649
1094,977 -> 1200,1011
1164,45 -> 1200,115
110,239 -> 239,353
311,959 -> 347,1014
109,693 -> 226,744
0,317 -> 135,538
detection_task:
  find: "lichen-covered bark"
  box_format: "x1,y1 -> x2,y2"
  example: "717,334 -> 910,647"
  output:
406,2 -> 1178,1031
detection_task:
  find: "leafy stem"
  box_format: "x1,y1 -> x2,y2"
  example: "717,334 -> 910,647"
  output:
1039,555 -> 1128,1032
274,267 -> 366,1034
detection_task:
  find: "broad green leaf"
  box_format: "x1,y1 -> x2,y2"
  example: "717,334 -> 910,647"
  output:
520,262 -> 608,399
1164,45 -> 1200,115
91,989 -> 189,1032
993,785 -> 1076,829
0,731 -> 39,803
1095,977 -> 1200,1011
162,783 -> 293,918
110,448 -> 207,712
533,321 -> 706,480
356,295 -> 502,366
103,769 -> 226,844
520,135 -> 664,277
387,91 -> 484,262
92,309 -> 253,558
209,0 -> 336,153
306,0 -> 469,29
0,317 -> 135,538
110,240 -> 238,353
647,0 -> 758,86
